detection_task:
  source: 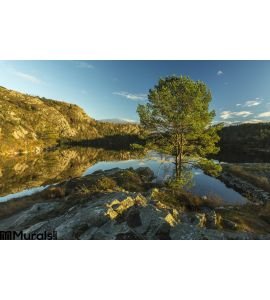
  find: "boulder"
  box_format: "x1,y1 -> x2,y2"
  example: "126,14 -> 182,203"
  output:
0,202 -> 60,231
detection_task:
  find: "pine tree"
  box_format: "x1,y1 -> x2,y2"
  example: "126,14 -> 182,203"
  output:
137,76 -> 222,180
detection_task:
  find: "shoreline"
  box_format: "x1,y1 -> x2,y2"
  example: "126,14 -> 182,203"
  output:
0,167 -> 269,239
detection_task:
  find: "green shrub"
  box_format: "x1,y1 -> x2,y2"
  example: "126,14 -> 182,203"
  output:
95,176 -> 117,191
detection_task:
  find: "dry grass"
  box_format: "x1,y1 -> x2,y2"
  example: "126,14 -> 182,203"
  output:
216,203 -> 270,234
203,193 -> 224,208
225,164 -> 270,192
40,186 -> 66,199
153,188 -> 223,211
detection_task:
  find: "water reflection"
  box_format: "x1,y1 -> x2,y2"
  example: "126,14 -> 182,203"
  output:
0,147 -> 247,205
0,147 -> 144,200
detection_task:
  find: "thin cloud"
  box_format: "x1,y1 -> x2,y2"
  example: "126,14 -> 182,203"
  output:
78,62 -> 94,69
13,71 -> 42,84
217,70 -> 223,76
113,91 -> 147,101
220,110 -> 253,119
235,111 -> 253,117
244,99 -> 262,107
242,119 -> 263,124
258,112 -> 270,117
234,98 -> 262,107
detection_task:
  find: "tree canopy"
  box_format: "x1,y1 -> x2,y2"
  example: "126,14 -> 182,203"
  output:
137,76 -> 222,178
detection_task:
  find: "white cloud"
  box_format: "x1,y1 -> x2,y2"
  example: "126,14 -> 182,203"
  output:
244,99 -> 262,107
242,119 -> 263,124
217,70 -> 223,76
78,62 -> 94,69
13,71 -> 42,84
220,111 -> 232,120
235,98 -> 263,107
236,111 -> 253,117
113,91 -> 147,101
258,112 -> 270,117
220,110 -> 253,119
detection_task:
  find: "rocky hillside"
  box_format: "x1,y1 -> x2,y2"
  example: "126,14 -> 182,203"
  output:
0,86 -> 140,155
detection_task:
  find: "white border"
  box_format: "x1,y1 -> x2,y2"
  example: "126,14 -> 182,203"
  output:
1,1 -> 270,299
0,0 -> 270,59
1,241 -> 270,300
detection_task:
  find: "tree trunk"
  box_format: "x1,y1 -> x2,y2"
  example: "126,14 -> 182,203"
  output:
175,133 -> 183,180
175,155 -> 179,178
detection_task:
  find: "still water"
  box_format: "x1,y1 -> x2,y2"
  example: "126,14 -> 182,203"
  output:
0,148 -> 247,204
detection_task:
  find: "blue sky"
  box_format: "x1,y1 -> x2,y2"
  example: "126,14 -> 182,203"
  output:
0,60 -> 270,123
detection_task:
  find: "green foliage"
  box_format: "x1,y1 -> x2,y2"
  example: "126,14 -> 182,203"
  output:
197,159 -> 222,176
95,176 -> 117,191
95,121 -> 141,137
130,143 -> 145,150
166,166 -> 194,189
137,76 -> 222,177
219,122 -> 270,149
153,188 -> 223,211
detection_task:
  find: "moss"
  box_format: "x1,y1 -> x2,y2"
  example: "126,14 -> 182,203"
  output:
95,177 -> 117,191
152,188 -> 223,212
112,169 -> 145,192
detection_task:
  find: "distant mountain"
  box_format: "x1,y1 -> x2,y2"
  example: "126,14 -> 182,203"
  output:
213,120 -> 270,128
0,86 -> 140,155
99,118 -> 138,124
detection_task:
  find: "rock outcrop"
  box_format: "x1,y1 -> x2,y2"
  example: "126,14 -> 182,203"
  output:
1,167 -> 269,240
0,86 -> 141,155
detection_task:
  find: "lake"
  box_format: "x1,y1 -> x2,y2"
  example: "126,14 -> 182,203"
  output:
0,147 -> 247,205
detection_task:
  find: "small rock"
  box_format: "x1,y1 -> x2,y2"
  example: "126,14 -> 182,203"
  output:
190,213 -> 206,228
126,207 -> 142,228
155,222 -> 171,240
221,218 -> 238,231
206,211 -> 220,229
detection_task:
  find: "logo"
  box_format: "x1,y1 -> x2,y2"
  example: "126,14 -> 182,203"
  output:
0,231 -> 57,240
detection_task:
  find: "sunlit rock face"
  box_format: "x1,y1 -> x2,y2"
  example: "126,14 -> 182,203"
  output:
1,166 -> 269,240
0,86 -> 141,155
1,189 -> 268,240
0,191 -> 176,240
0,86 -> 97,154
